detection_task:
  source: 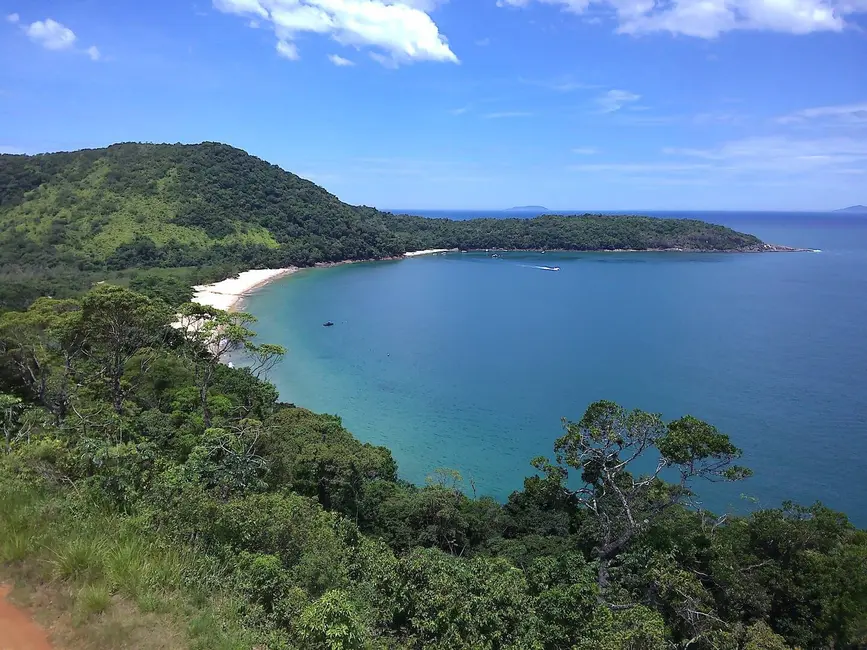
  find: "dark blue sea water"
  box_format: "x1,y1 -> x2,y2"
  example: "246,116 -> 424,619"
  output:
244,212 -> 867,524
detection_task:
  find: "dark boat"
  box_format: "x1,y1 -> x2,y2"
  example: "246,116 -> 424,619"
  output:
323,321 -> 334,327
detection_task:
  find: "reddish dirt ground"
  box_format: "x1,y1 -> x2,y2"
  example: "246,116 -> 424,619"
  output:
0,584 -> 53,650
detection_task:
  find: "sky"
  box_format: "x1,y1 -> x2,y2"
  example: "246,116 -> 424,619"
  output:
1,0 -> 866,210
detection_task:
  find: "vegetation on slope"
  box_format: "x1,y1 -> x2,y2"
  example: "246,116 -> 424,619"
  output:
384,213 -> 764,252
2,142 -> 764,311
1,285 -> 865,649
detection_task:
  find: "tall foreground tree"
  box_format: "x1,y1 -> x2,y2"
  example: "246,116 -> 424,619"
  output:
78,285 -> 171,413
533,400 -> 751,601
0,297 -> 82,419
176,303 -> 284,427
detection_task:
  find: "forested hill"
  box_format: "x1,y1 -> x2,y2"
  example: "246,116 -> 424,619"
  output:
0,141 -> 404,269
1,142 -> 766,309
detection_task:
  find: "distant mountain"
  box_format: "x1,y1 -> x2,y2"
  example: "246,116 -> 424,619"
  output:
505,205 -> 549,212
834,205 -> 867,214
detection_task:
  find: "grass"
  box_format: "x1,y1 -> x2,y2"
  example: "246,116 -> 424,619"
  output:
0,474 -> 258,650
75,583 -> 112,622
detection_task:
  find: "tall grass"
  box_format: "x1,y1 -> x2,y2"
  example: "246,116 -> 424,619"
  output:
0,475 -> 256,649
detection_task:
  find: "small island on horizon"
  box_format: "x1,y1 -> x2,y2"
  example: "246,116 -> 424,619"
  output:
504,205 -> 549,212
834,205 -> 867,214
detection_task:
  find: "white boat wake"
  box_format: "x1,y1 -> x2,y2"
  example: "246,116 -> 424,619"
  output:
517,264 -> 561,271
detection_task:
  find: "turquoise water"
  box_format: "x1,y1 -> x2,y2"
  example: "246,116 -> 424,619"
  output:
244,213 -> 867,523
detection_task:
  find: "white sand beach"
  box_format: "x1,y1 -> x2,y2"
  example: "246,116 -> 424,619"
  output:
404,248 -> 457,257
192,267 -> 298,311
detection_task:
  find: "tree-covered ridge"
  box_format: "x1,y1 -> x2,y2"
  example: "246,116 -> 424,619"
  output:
1,284 -> 865,649
384,213 -> 764,252
0,142 -> 404,268
0,142 -> 769,311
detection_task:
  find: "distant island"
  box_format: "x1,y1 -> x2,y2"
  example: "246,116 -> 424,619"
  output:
834,205 -> 867,214
505,205 -> 549,212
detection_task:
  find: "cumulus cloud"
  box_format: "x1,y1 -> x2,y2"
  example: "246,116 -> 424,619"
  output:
596,89 -> 640,112
498,0 -> 866,37
25,18 -> 77,50
17,17 -> 102,60
213,0 -> 457,65
328,53 -> 355,65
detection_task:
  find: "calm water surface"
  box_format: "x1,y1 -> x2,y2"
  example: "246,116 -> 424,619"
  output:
244,212 -> 867,523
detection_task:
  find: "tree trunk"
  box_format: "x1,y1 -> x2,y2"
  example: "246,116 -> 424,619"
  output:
201,364 -> 213,428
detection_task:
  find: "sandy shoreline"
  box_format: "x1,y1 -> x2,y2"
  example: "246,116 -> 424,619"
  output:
404,248 -> 458,257
192,267 -> 299,312
191,250 -> 459,311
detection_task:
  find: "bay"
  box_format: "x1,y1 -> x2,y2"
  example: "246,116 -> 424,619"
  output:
243,212 -> 867,524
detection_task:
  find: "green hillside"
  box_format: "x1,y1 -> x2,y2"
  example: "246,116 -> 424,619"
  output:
1,142 -> 768,310
0,142 -> 403,269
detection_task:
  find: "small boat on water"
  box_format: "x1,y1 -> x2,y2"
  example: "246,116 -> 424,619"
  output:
323,321 -> 334,327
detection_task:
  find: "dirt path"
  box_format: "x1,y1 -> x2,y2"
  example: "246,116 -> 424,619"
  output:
0,584 -> 53,650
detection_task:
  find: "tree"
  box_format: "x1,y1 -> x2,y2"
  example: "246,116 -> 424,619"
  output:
0,392 -> 23,452
78,285 -> 171,413
0,297 -> 82,419
532,400 -> 751,602
176,303 -> 284,427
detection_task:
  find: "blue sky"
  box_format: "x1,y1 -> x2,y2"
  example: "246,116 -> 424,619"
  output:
1,0 -> 865,210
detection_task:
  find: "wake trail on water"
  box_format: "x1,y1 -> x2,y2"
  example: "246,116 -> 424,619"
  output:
518,264 -> 561,271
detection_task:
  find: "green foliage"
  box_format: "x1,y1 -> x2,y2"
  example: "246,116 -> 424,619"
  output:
385,212 -> 765,253
1,283 -> 864,650
129,272 -> 194,307
297,589 -> 369,650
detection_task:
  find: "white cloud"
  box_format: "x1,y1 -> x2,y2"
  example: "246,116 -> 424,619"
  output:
6,13 -> 19,23
87,45 -> 101,61
777,101 -> 867,125
498,0 -> 866,37
449,105 -> 470,115
214,0 -> 269,17
276,39 -> 299,59
596,89 -> 640,112
572,147 -> 598,154
328,53 -> 355,65
213,0 -> 458,64
475,37 -> 491,45
567,135 -> 867,193
25,18 -> 77,50
663,136 -> 867,171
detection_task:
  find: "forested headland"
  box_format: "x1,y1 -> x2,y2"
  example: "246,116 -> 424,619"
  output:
1,142 -> 862,649
1,142 -> 769,312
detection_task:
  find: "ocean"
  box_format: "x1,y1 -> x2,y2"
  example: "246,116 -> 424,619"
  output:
243,211 -> 867,524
